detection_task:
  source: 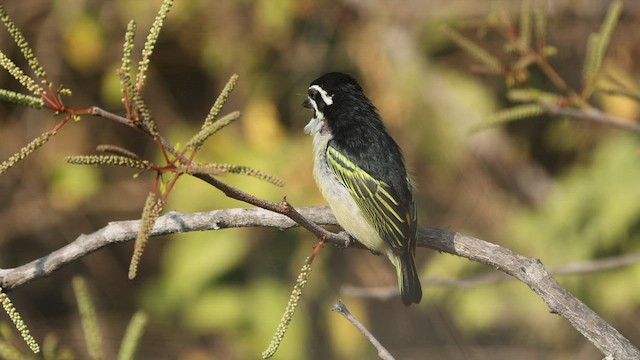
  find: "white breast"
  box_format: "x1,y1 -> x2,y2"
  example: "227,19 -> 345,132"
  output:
307,118 -> 389,255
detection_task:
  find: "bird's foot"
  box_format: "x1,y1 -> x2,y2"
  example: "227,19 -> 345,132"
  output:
334,231 -> 354,249
369,249 -> 382,256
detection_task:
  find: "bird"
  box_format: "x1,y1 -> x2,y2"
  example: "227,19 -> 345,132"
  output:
302,72 -> 422,306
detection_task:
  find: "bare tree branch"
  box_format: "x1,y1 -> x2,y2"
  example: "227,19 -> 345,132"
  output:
421,227 -> 640,359
0,205 -> 638,358
342,251 -> 640,292
541,101 -> 640,132
0,206 -> 343,290
332,300 -> 395,360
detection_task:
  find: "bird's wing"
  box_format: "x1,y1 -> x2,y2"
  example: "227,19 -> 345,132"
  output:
326,144 -> 413,253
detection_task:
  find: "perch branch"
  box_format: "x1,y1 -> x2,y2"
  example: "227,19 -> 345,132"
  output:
0,206 -> 638,358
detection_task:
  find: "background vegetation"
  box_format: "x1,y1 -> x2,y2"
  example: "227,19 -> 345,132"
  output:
1,0 -> 640,358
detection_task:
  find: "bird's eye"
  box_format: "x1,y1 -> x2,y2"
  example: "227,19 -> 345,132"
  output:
307,85 -> 333,109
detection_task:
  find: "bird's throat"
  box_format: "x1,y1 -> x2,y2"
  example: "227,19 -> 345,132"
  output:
304,116 -> 331,137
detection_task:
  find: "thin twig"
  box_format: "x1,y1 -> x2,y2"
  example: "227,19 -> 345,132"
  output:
541,102 -> 640,132
331,300 -> 395,360
89,106 -> 132,127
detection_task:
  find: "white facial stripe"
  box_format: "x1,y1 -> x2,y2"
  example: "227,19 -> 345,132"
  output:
304,97 -> 326,136
305,96 -> 324,121
309,85 -> 333,106
309,97 -> 321,117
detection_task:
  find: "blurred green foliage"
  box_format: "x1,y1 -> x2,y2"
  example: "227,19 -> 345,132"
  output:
513,134 -> 640,261
512,133 -> 640,310
1,0 -> 640,359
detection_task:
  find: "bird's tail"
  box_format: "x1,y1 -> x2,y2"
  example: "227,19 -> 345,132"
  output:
393,252 -> 422,306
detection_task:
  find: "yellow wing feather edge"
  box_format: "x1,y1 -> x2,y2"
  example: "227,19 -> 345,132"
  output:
326,145 -> 410,251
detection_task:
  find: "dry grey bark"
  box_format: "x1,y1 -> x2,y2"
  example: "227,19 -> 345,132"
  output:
0,205 -> 638,359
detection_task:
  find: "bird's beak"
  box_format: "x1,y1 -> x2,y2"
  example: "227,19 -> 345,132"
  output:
302,98 -> 312,109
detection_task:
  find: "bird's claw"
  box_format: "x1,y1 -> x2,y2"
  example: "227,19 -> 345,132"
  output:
369,249 -> 382,256
334,231 -> 354,249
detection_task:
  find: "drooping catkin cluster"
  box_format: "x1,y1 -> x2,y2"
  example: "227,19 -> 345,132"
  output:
440,26 -> 502,74
186,111 -> 240,150
221,163 -> 284,187
203,74 -> 239,128
0,4 -> 68,175
518,0 -> 532,50
64,155 -> 151,170
0,5 -> 47,86
132,90 -> 159,137
128,192 -> 165,280
0,51 -> 42,95
476,103 -> 546,131
0,89 -> 43,108
181,163 -> 284,187
136,0 -> 173,90
95,144 -> 141,160
71,278 -> 147,360
0,288 -> 40,354
261,260 -> 312,359
183,162 -> 285,186
0,131 -> 54,175
582,0 -> 622,96
533,0 -> 547,49
120,20 -> 136,96
72,277 -> 104,360
117,311 -> 148,360
506,89 -> 563,104
118,0 -> 175,138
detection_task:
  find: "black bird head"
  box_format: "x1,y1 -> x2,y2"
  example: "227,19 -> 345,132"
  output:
302,71 -> 403,188
303,72 -> 362,108
303,72 -> 381,134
